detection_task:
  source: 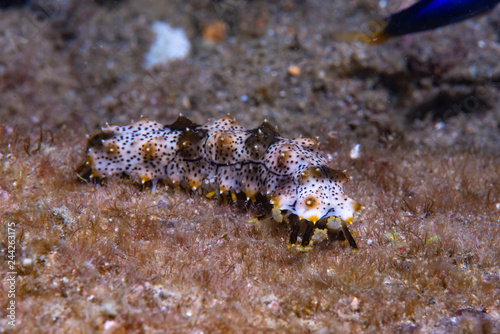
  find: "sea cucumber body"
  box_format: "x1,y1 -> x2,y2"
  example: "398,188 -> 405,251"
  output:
82,115 -> 362,246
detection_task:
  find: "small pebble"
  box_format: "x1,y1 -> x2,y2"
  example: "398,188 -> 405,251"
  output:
287,65 -> 301,76
203,21 -> 228,44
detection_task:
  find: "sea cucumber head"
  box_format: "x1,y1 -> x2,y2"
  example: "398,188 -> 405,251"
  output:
281,166 -> 363,224
294,180 -> 362,223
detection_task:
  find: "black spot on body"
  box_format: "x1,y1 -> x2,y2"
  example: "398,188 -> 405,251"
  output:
87,131 -> 115,149
323,166 -> 348,182
245,132 -> 280,160
167,115 -> 200,131
177,129 -> 206,159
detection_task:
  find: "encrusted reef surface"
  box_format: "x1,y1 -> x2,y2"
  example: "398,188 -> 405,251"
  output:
0,0 -> 499,332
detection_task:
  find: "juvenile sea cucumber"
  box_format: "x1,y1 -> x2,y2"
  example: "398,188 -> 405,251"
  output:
78,115 -> 363,249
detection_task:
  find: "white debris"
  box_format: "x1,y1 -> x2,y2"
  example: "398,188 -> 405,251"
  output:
350,144 -> 361,159
144,21 -> 191,69
22,258 -> 33,268
350,297 -> 360,312
104,320 -> 119,332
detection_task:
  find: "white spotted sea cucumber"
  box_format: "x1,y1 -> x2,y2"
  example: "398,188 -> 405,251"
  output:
78,115 -> 363,249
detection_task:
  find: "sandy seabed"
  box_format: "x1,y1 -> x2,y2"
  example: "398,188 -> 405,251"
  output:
0,0 -> 499,333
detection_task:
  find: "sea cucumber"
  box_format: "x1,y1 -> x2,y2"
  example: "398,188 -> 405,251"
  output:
78,115 -> 363,249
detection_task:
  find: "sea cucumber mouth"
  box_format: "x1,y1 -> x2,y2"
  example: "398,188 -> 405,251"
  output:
287,213 -> 358,249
